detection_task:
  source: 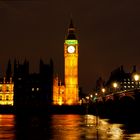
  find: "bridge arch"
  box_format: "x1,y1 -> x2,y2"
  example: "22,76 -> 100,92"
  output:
119,94 -> 135,101
119,95 -> 136,115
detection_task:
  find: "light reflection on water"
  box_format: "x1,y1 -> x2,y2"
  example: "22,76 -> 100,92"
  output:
0,114 -> 15,140
0,114 -> 140,139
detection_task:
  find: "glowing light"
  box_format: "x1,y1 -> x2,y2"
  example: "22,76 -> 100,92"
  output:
67,46 -> 75,53
95,93 -> 98,96
133,74 -> 140,81
65,40 -> 78,45
86,96 -> 89,100
90,94 -> 93,98
112,82 -> 118,88
32,88 -> 35,91
101,88 -> 106,93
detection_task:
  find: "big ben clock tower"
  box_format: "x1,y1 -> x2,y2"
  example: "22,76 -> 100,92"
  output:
64,20 -> 79,105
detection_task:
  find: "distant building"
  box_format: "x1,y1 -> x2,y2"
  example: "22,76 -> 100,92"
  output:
105,65 -> 140,93
0,77 -> 14,106
95,77 -> 105,92
0,60 -> 14,106
14,59 -> 54,110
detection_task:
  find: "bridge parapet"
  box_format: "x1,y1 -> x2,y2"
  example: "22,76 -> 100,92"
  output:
103,89 -> 140,101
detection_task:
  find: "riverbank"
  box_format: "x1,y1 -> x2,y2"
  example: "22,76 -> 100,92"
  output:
0,105 -> 88,115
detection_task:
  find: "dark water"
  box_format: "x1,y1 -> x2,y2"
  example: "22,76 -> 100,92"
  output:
0,114 -> 140,140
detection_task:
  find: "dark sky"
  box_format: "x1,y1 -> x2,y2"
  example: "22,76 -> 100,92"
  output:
0,0 -> 140,93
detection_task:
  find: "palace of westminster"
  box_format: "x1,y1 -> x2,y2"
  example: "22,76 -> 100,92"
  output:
0,20 -> 140,109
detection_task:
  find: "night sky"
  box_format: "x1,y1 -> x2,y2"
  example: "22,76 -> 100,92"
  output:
0,0 -> 140,93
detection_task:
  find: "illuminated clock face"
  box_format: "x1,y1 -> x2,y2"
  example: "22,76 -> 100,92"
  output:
67,46 -> 75,53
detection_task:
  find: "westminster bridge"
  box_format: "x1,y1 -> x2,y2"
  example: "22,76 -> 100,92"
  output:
85,89 -> 140,118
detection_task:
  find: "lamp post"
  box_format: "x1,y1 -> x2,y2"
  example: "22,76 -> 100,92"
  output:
133,73 -> 140,89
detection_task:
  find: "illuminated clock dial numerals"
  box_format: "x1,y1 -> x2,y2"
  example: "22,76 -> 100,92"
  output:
67,46 -> 75,53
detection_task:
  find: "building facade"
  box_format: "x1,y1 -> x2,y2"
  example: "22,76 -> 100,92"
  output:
0,77 -> 14,106
105,65 -> 140,93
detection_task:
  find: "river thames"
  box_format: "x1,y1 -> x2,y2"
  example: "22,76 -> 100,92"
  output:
0,114 -> 140,140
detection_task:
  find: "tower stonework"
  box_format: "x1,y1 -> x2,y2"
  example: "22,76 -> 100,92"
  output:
64,20 -> 79,105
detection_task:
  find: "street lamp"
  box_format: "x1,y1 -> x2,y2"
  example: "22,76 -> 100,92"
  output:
133,73 -> 140,89
90,94 -> 93,98
133,73 -> 140,81
95,93 -> 98,96
101,88 -> 106,97
101,88 -> 106,93
112,82 -> 118,92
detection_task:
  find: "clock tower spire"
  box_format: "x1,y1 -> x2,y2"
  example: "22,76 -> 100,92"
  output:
64,20 -> 79,105
66,19 -> 76,40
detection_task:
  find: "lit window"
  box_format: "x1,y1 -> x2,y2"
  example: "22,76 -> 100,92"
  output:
37,88 -> 39,91
128,86 -> 130,88
6,95 -> 9,100
124,86 -> 126,88
128,82 -> 130,84
132,86 -> 134,88
18,78 -> 22,80
128,79 -> 130,81
124,82 -> 126,84
131,82 -> 134,84
32,88 -> 34,91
